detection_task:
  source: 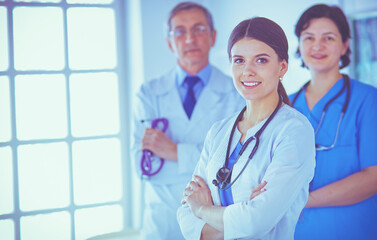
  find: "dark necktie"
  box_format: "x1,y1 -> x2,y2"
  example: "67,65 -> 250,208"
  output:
183,76 -> 200,119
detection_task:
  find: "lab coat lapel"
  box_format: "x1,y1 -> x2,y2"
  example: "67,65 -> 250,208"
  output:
153,69 -> 185,118
191,86 -> 221,122
208,116 -> 240,205
190,67 -> 229,124
158,86 -> 190,124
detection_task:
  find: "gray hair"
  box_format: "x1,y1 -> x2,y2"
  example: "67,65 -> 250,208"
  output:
166,1 -> 214,36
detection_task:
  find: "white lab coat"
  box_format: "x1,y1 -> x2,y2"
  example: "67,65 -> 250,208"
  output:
131,65 -> 244,240
177,105 -> 316,240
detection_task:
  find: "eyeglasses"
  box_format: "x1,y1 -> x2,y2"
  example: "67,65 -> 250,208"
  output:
169,25 -> 211,39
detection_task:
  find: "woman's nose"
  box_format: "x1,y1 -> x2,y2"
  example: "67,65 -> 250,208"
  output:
312,39 -> 324,51
243,63 -> 256,76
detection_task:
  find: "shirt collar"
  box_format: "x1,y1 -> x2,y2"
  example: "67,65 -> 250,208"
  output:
176,64 -> 211,86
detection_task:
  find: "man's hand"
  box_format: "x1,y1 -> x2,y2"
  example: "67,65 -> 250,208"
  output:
141,128 -> 177,161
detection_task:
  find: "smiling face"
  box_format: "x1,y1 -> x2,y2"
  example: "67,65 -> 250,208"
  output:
231,38 -> 287,104
166,8 -> 216,74
299,17 -> 349,74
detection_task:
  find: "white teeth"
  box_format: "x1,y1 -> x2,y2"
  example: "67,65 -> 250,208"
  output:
243,81 -> 259,87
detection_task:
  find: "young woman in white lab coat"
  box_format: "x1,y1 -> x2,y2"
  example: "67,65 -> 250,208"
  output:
177,17 -> 316,240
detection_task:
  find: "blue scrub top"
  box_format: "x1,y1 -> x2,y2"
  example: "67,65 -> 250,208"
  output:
218,141 -> 243,206
290,77 -> 377,240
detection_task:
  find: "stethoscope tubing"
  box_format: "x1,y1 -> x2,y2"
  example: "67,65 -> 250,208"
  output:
215,95 -> 283,190
291,74 -> 350,114
291,75 -> 350,151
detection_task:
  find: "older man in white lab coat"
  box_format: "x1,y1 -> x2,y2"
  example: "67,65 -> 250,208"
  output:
131,2 -> 243,240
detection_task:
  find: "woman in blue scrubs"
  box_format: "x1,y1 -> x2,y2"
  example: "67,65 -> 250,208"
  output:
290,4 -> 377,239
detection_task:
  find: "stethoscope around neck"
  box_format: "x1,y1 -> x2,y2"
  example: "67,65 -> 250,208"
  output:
291,74 -> 351,151
212,95 -> 283,190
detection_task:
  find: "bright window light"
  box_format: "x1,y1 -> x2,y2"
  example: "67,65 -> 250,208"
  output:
13,7 -> 65,70
70,72 -> 120,137
1,0 -> 127,238
74,205 -> 123,240
0,7 -> 9,71
20,211 -> 70,240
0,147 -> 13,215
67,7 -> 117,70
18,142 -> 70,211
15,74 -> 67,140
72,138 -> 122,205
0,219 -> 14,240
0,76 -> 11,142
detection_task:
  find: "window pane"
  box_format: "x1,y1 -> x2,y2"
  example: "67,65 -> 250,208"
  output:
67,7 -> 117,70
72,138 -> 122,205
0,147 -> 13,215
13,7 -> 64,70
21,211 -> 70,240
0,220 -> 14,240
18,142 -> 70,211
15,74 -> 67,140
70,72 -> 119,137
0,76 -> 11,142
0,7 -> 9,71
75,205 -> 123,240
67,0 -> 113,4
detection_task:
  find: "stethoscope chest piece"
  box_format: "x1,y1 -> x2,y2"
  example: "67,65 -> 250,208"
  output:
215,167 -> 231,187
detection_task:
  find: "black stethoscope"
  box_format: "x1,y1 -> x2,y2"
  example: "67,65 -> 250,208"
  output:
291,74 -> 351,151
212,95 -> 283,190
